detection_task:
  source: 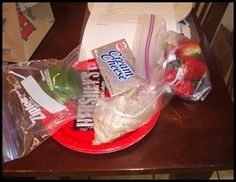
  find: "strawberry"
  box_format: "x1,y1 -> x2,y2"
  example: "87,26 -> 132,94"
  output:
182,55 -> 207,80
174,80 -> 195,97
164,69 -> 178,83
175,42 -> 201,58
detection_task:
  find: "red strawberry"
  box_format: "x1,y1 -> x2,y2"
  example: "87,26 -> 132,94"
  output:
175,42 -> 201,58
182,55 -> 207,80
174,80 -> 195,97
164,69 -> 178,83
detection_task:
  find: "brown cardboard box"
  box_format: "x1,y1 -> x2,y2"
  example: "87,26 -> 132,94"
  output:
3,3 -> 55,63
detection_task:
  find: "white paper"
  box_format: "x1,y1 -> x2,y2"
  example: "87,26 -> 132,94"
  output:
80,3 -> 177,60
21,75 -> 66,113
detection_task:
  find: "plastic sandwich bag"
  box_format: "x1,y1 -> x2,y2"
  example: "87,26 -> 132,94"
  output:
162,31 -> 212,101
92,81 -> 172,145
90,15 -> 212,146
132,15 -> 211,101
2,45 -> 86,163
132,14 -> 167,87
91,38 -> 173,145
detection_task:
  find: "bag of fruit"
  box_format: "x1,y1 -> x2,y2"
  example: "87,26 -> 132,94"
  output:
163,31 -> 212,101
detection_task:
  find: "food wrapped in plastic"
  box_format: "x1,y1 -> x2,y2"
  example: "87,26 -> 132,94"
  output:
2,45 -> 84,163
92,79 -> 172,145
163,31 -> 212,101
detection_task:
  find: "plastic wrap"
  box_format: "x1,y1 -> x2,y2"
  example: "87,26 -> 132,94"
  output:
91,36 -> 173,145
91,15 -> 212,145
132,14 -> 211,101
163,31 -> 212,101
132,14 -> 167,87
92,82 -> 172,145
2,45 -> 85,163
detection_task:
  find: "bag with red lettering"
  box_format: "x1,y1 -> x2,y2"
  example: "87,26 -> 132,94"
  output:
2,45 -> 98,163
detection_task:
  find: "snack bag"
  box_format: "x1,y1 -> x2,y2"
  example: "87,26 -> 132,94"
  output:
163,31 -> 212,101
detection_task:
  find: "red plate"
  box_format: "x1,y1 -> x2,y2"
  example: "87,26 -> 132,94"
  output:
42,59 -> 161,154
43,107 -> 160,154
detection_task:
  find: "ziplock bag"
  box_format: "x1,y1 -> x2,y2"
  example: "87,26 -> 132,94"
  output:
163,31 -> 212,101
2,45 -> 85,163
91,35 -> 173,145
92,79 -> 173,145
132,14 -> 167,87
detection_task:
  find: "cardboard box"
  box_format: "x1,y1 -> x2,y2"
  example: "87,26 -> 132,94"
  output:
3,3 -> 55,62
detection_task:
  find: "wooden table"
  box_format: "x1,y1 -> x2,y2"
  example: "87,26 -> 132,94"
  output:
3,3 -> 233,179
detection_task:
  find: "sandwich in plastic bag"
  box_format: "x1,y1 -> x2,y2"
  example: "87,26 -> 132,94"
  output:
92,82 -> 172,145
91,38 -> 173,145
91,15 -> 212,145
